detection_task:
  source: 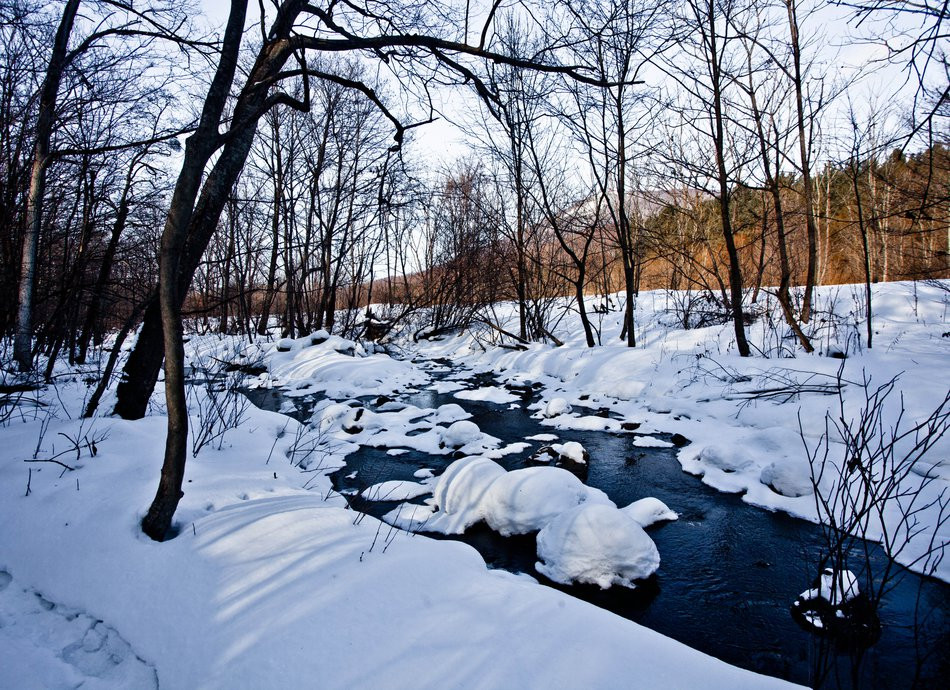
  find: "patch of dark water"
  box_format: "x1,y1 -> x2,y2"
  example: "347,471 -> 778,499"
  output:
244,366 -> 950,689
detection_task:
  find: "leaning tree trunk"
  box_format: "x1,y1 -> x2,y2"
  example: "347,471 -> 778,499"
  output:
140,0 -> 249,540
14,0 -> 81,372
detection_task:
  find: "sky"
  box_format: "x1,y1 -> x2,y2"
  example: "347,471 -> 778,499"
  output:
193,0 -> 932,170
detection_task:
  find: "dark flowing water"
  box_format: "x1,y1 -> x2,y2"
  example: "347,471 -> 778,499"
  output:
246,363 -> 950,689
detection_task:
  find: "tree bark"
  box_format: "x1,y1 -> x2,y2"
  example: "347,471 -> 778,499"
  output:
141,0 -> 249,541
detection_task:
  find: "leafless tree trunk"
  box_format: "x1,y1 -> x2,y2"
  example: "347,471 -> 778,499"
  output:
13,0 -> 80,371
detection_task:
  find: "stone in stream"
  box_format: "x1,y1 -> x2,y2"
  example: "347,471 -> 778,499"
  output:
670,433 -> 690,447
791,567 -> 880,645
342,407 -> 365,434
542,398 -> 572,418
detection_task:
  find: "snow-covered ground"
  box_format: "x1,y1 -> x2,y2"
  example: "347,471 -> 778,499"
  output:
0,381 -> 794,689
1,280 -> 946,688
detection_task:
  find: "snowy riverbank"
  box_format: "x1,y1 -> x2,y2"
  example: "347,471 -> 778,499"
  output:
0,370 -> 797,688
412,281 -> 950,581
2,279 -> 946,688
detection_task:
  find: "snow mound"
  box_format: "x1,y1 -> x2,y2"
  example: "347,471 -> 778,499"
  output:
310,402 -> 353,432
536,504 -> 661,588
440,420 -> 482,448
431,403 -> 471,423
455,386 -> 519,405
621,498 -> 679,527
482,467 -> 613,536
760,458 -> 813,498
550,441 -> 589,464
363,480 -> 432,502
269,334 -> 425,397
698,444 -> 753,472
542,398 -> 573,418
423,457 -> 508,533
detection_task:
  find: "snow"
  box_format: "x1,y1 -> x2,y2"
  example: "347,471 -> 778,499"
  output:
430,380 -> 466,394
800,568 -> 861,607
440,420 -> 483,448
454,386 -> 520,404
549,441 -> 589,464
265,333 -> 426,398
0,392 -> 797,689
426,456 -> 507,533
430,403 -> 471,423
0,571 -> 158,689
542,397 -> 572,418
622,497 -> 680,528
535,503 -> 661,588
362,480 -> 432,501
482,467 -> 614,536
415,282 -> 950,581
6,279 -> 947,688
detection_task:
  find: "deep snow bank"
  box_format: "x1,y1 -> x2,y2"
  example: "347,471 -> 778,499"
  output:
0,382 -> 798,689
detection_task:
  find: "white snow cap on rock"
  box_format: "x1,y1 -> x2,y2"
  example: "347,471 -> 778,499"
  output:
440,420 -> 482,448
800,568 -> 860,606
429,456 -> 507,533
621,497 -> 679,528
431,403 -> 471,423
551,441 -> 588,464
536,503 -> 661,588
482,466 -> 613,536
543,398 -> 572,418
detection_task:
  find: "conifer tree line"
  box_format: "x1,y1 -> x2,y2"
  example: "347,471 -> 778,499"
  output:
0,0 -> 946,374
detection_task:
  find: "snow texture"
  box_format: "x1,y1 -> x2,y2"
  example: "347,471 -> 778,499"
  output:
536,504 -> 661,588
482,467 -> 614,536
621,497 -> 680,528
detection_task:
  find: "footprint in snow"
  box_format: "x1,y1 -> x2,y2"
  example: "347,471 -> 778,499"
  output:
0,569 -> 158,688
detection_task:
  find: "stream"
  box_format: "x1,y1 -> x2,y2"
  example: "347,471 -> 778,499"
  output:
245,359 -> 950,689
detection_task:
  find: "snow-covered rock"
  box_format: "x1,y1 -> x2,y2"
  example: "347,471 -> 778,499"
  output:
804,568 -> 860,607
308,329 -> 330,345
482,467 -> 613,536
431,403 -> 471,423
455,386 -> 519,405
362,480 -> 432,502
310,402 -> 354,432
621,498 -> 679,528
542,398 -> 573,418
536,503 -> 661,588
550,441 -> 589,464
342,407 -> 365,434
440,420 -> 482,449
698,444 -> 753,473
792,567 -> 872,637
396,457 -> 508,533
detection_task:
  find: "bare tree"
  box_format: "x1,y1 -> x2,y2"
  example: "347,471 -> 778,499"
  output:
12,0 -> 205,372
135,0 -> 610,540
664,0 -> 753,356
